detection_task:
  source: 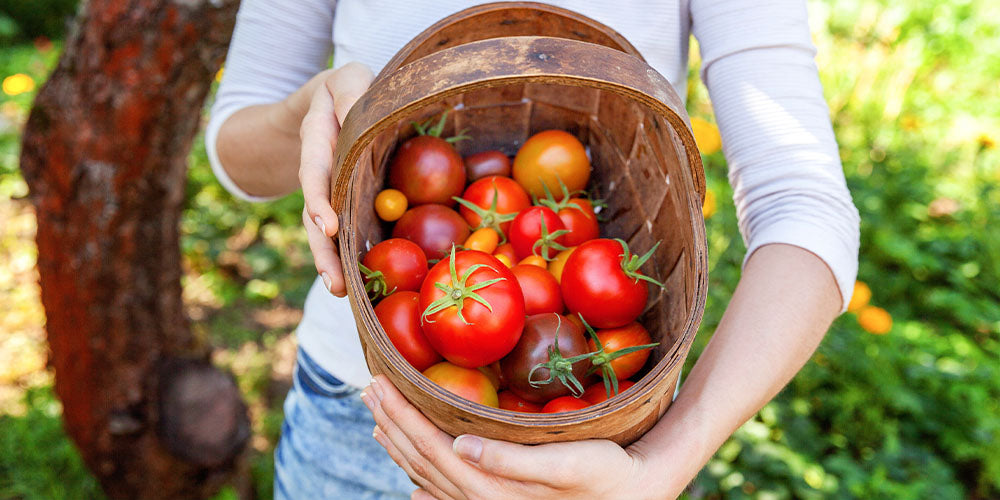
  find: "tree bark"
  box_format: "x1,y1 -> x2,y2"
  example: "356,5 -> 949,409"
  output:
19,0 -> 248,498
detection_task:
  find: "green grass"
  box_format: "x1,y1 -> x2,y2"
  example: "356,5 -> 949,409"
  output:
1,0 -> 999,498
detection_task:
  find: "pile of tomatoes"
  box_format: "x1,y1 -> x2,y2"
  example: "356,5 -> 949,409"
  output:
361,114 -> 664,413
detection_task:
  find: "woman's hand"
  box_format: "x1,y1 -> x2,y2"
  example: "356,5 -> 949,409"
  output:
361,375 -> 669,500
295,62 -> 374,297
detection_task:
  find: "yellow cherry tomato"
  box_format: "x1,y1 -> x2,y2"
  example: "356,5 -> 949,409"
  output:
518,255 -> 547,268
375,189 -> 408,221
494,254 -> 514,268
547,246 -> 577,284
463,227 -> 500,254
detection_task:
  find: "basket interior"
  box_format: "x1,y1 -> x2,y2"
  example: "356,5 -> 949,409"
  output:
349,81 -> 703,388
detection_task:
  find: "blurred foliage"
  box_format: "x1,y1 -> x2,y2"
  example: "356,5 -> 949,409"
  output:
0,0 -> 78,43
1,0 -> 999,499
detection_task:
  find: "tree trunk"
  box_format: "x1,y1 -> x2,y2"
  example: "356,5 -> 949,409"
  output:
19,0 -> 248,498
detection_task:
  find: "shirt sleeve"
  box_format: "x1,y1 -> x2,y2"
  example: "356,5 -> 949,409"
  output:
691,0 -> 861,311
205,0 -> 336,202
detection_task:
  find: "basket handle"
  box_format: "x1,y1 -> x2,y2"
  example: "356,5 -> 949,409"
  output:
329,35 -> 701,215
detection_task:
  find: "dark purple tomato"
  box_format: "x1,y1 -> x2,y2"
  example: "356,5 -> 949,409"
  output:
499,313 -> 592,404
392,204 -> 470,260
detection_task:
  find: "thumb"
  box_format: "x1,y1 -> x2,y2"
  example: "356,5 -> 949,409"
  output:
453,435 -> 586,487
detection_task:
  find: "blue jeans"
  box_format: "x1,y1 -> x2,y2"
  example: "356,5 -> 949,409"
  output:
274,348 -> 414,499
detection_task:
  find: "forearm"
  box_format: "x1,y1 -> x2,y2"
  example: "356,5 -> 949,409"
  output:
635,243 -> 842,496
214,70 -> 330,198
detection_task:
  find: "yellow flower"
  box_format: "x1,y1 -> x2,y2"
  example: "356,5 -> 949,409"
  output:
703,188 -> 717,219
847,281 -> 871,313
2,74 -> 35,96
857,306 -> 892,335
978,134 -> 995,149
690,116 -> 722,155
215,66 -> 225,83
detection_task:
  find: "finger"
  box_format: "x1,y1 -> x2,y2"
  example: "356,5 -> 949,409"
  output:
326,62 -> 375,129
303,207 -> 345,297
298,84 -> 340,239
366,398 -> 467,500
374,426 -> 453,500
412,488 -> 442,500
456,435 -> 618,488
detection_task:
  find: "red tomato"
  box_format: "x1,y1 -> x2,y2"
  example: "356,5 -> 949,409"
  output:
541,396 -> 590,413
392,204 -> 470,260
555,198 -> 599,246
497,390 -> 543,413
419,249 -> 525,368
454,176 -> 530,240
423,362 -> 498,407
510,264 -> 563,315
561,238 -> 663,328
464,151 -> 511,181
508,206 -> 568,261
589,323 -> 655,381
493,243 -> 517,264
512,130 -> 591,200
582,380 -> 636,404
388,135 -> 466,206
360,238 -> 428,297
374,292 -> 441,371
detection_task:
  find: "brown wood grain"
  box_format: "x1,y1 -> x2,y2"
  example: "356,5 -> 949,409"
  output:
334,3 -> 708,446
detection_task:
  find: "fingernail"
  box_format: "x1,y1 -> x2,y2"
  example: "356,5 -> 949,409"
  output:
453,435 -> 483,463
321,272 -> 333,293
314,215 -> 327,235
370,378 -> 385,400
373,425 -> 385,442
360,390 -> 376,411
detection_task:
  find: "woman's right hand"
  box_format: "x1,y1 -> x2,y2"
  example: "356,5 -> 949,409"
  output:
293,62 -> 374,297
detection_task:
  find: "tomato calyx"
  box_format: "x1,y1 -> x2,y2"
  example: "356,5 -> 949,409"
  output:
412,111 -> 470,144
535,177 -> 586,213
359,262 -> 396,299
615,238 -> 666,288
532,216 -> 570,261
577,314 -> 659,399
526,317 -> 596,397
453,186 -> 517,244
421,247 -> 506,325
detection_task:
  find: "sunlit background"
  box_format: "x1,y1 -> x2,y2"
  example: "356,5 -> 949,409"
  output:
1,0 -> 998,498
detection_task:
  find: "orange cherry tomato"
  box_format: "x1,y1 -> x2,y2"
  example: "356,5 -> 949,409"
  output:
518,255 -> 547,268
547,246 -> 577,284
541,396 -> 590,413
493,243 -> 517,263
375,189 -> 408,221
588,323 -> 655,381
463,227 -> 500,254
423,362 -> 499,407
512,130 -> 590,200
494,254 -> 513,268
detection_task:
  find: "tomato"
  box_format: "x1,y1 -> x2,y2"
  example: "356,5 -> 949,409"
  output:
464,227 -> 499,254
588,322 -> 656,381
561,238 -> 663,328
478,362 -> 503,391
547,246 -> 577,284
388,114 -> 466,206
423,362 -> 498,407
512,130 -> 590,200
419,249 -> 525,368
392,204 -> 470,260
374,291 -> 441,371
508,206 -> 568,261
541,396 -> 590,413
464,150 -> 511,181
493,243 -> 517,263
374,189 -> 408,222
518,255 -> 547,268
360,238 -> 428,298
581,380 -> 636,404
454,176 -> 530,240
494,254 -> 513,268
536,181 -> 599,247
499,313 -> 592,403
497,390 -> 543,413
511,264 -> 563,315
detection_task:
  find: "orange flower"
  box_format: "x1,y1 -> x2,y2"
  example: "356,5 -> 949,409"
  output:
847,281 -> 871,313
690,117 -> 722,155
857,306 -> 892,335
702,189 -> 717,219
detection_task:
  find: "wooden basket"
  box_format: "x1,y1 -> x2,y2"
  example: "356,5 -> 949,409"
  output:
330,2 -> 707,446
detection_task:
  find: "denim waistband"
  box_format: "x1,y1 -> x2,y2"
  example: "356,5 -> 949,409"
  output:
296,347 -> 357,396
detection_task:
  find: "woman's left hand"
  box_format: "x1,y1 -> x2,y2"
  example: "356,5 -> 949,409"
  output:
361,375 -> 659,500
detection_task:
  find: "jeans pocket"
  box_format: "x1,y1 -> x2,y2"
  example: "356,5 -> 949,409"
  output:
295,348 -> 356,398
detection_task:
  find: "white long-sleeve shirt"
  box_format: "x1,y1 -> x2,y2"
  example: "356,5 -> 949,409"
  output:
207,0 -> 860,389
